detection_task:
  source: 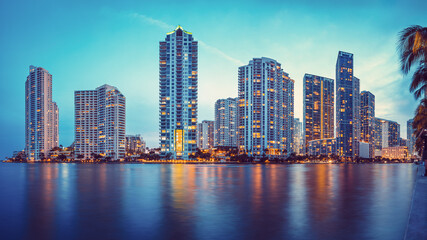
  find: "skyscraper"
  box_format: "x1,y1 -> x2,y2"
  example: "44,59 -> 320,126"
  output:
237,57 -> 294,157
303,74 -> 334,151
214,97 -> 238,147
197,120 -> 215,149
25,65 -> 59,160
74,84 -> 126,160
293,118 -> 303,155
360,91 -> 375,158
373,117 -> 400,152
353,77 -> 361,157
407,118 -> 416,156
336,51 -> 358,158
159,26 -> 198,160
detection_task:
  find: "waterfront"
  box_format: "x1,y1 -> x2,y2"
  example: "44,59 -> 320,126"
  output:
0,163 -> 416,240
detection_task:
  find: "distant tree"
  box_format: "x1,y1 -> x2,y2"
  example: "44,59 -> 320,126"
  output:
57,154 -> 67,161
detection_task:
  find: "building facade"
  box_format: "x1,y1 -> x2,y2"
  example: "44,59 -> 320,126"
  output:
407,118 -> 416,157
303,74 -> 334,152
25,65 -> 59,160
74,84 -> 126,160
360,91 -> 375,158
307,138 -> 337,156
197,120 -> 214,149
237,57 -> 294,157
159,26 -> 198,160
336,51 -> 359,159
382,146 -> 409,160
126,135 -> 146,155
293,118 -> 303,155
214,97 -> 238,147
373,118 -> 400,151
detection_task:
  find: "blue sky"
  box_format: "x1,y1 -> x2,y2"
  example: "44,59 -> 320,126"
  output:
0,0 -> 426,158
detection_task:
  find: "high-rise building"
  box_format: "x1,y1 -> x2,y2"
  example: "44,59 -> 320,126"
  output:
159,26 -> 198,160
353,77 -> 361,157
237,57 -> 294,157
74,84 -> 126,160
307,138 -> 337,156
360,91 -> 375,158
373,117 -> 400,151
303,74 -> 334,151
126,135 -> 146,155
25,65 -> 59,160
407,119 -> 416,157
293,118 -> 303,155
197,120 -> 215,149
214,97 -> 238,147
336,51 -> 359,158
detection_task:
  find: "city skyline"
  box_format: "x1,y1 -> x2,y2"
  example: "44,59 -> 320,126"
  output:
1,1 -> 426,158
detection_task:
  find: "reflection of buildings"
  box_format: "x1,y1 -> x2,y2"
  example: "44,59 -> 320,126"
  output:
237,57 -> 294,157
25,65 -> 59,160
303,74 -> 334,153
26,165 -> 59,239
307,138 -> 337,156
159,26 -> 198,160
214,97 -> 238,147
74,84 -> 126,160
197,120 -> 214,149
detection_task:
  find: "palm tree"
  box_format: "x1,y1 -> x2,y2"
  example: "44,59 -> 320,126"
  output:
398,25 -> 427,173
413,99 -> 427,162
398,25 -> 427,100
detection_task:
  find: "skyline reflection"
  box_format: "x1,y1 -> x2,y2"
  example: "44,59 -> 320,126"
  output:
0,163 -> 417,240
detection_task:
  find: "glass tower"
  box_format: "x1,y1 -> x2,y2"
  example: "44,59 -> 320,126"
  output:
407,119 -> 416,156
336,51 -> 359,158
360,91 -> 375,158
303,74 -> 334,152
159,26 -> 198,160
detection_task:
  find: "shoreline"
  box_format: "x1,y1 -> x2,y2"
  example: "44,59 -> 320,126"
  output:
1,160 -> 415,165
404,165 -> 427,239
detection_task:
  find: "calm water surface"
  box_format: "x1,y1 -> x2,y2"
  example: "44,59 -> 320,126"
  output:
0,163 -> 416,240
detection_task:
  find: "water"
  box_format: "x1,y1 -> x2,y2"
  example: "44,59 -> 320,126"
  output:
0,163 -> 416,240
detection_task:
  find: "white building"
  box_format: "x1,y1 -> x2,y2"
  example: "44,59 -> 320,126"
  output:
25,65 -> 59,160
237,57 -> 294,157
293,118 -> 303,155
74,84 -> 126,160
197,120 -> 214,149
214,97 -> 238,147
159,26 -> 198,160
359,141 -> 370,159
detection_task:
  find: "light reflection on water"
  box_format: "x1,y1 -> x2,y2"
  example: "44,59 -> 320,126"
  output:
0,163 -> 416,240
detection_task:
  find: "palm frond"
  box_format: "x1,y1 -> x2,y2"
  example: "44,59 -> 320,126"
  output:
398,25 -> 427,74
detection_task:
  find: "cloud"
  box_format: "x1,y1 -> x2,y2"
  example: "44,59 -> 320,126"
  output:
129,13 -> 174,30
198,40 -> 245,66
128,12 -> 244,66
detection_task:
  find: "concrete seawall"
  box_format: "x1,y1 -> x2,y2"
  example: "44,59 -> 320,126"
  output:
405,165 -> 427,239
